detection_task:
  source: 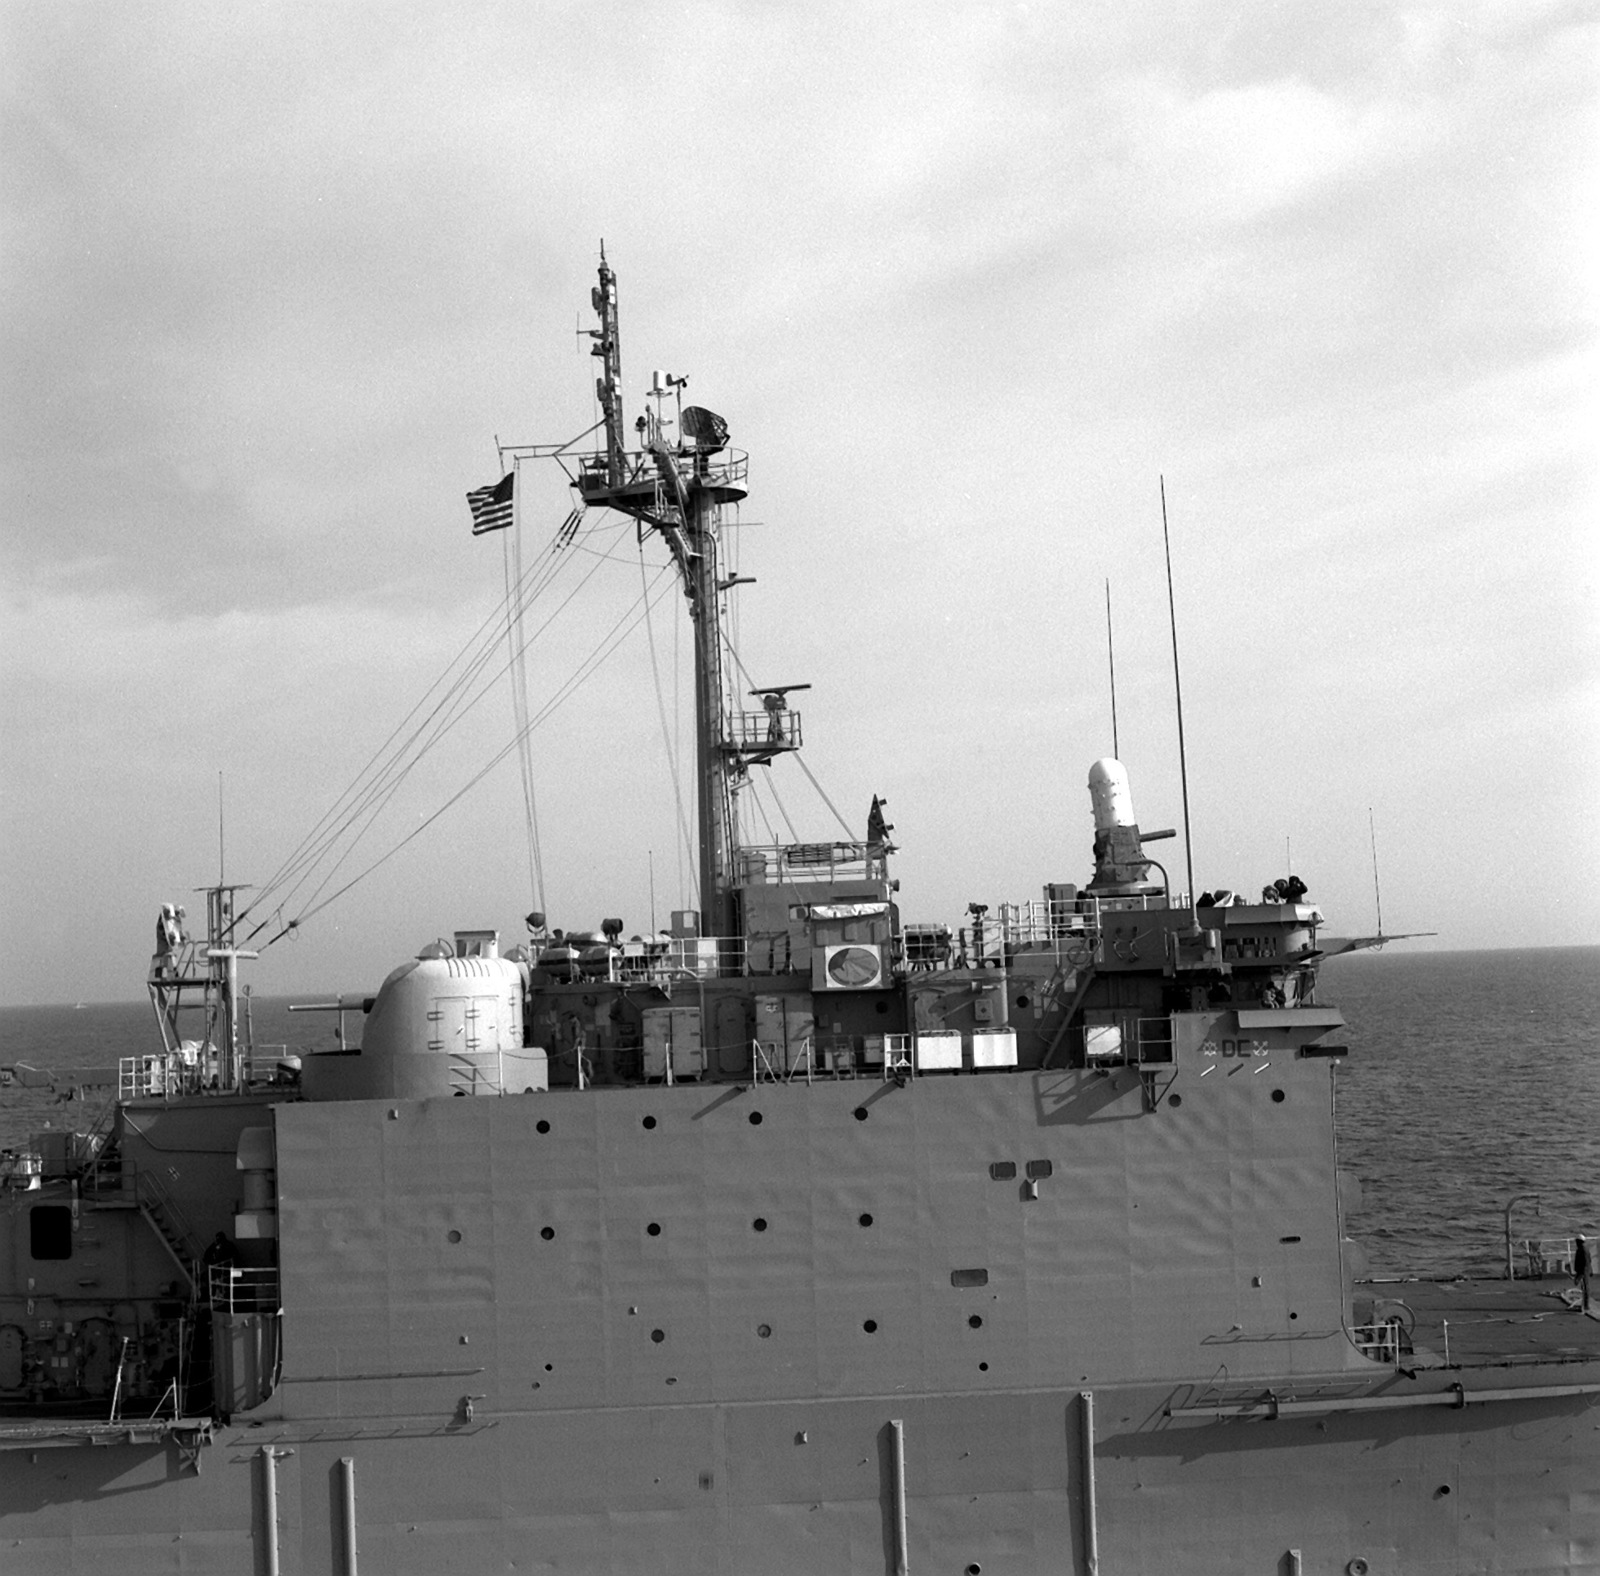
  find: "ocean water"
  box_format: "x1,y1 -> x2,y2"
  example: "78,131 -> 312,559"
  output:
1,947 -> 1595,1278
1322,945 -> 1598,1277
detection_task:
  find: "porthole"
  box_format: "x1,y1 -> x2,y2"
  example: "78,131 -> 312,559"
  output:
853,1107 -> 869,1121
1016,994 -> 1029,1009
1168,1094 -> 1183,1108
977,1362 -> 988,1372
536,1119 -> 551,1135
859,1213 -> 874,1228
756,1324 -> 772,1339
650,1329 -> 665,1344
447,1230 -> 462,1245
989,1161 -> 1017,1181
862,1319 -> 878,1334
1025,1159 -> 1053,1181
748,1111 -> 764,1126
642,1115 -> 657,1130
647,1222 -> 662,1237
540,1226 -> 555,1241
968,1315 -> 983,1329
1271,1089 -> 1286,1104
752,1217 -> 768,1232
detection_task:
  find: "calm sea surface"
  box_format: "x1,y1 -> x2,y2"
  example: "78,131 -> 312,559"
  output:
1,947 -> 1594,1278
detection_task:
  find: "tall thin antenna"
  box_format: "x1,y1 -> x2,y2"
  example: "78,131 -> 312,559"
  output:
1160,477 -> 1196,917
1105,579 -> 1120,759
1369,807 -> 1384,937
218,770 -> 225,887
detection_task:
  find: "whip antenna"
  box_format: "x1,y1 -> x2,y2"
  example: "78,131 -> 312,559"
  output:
1105,579 -> 1120,759
1160,477 -> 1196,918
1369,807 -> 1384,938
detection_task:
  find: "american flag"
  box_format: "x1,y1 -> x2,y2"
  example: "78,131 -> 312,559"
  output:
466,472 -> 514,535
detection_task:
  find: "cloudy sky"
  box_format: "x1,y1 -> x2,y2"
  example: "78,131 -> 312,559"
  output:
2,1 -> 1594,1007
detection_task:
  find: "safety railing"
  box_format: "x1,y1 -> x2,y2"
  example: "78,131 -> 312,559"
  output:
576,446 -> 749,495
120,1053 -> 213,1101
943,901 -> 1104,970
1518,1237 -> 1578,1278
725,710 -> 804,753
1351,1314 -> 1412,1364
743,840 -> 889,884
209,1264 -> 280,1315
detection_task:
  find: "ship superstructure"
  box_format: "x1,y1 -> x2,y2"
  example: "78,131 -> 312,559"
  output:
0,257 -> 1595,1575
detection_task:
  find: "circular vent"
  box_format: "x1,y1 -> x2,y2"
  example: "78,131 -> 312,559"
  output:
827,946 -> 879,987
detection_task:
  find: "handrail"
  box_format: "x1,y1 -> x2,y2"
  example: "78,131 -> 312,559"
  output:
133,1166 -> 201,1272
1518,1236 -> 1579,1277
209,1264 -> 280,1315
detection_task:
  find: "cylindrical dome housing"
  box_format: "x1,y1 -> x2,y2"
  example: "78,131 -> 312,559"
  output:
1088,758 -> 1137,833
302,951 -> 546,1102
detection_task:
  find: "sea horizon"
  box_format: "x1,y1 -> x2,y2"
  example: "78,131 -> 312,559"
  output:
4,939 -> 1594,1014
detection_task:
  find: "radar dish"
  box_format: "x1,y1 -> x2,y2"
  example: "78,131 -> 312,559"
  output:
680,406 -> 729,452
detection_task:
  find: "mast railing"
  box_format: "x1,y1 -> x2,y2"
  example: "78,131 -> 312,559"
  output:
724,710 -> 804,752
732,841 -> 890,885
576,446 -> 748,501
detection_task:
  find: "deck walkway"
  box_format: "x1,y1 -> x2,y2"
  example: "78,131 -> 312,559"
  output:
1361,1276 -> 1600,1369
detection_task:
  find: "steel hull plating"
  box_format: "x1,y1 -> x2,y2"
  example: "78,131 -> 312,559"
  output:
4,1373 -> 1595,1572
7,1069 -> 1594,1571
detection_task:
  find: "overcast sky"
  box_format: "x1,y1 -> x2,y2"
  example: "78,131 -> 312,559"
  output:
2,1 -> 1595,1008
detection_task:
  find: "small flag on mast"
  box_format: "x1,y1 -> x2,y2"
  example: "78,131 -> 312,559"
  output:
467,472 -> 515,535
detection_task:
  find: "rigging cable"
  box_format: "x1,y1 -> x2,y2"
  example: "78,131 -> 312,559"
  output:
674,549 -> 685,910
242,530 -> 574,928
759,769 -> 803,847
260,540 -> 599,930
792,752 -> 859,842
245,512 -> 624,940
266,560 -> 679,943
505,466 -> 545,913
721,638 -> 854,841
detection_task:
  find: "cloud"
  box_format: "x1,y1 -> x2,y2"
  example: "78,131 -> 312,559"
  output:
1,0 -> 1595,1005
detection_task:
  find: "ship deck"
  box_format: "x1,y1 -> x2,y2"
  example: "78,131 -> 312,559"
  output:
1363,1275 -> 1600,1369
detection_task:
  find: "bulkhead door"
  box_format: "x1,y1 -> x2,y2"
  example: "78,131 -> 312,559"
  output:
715,996 -> 751,1076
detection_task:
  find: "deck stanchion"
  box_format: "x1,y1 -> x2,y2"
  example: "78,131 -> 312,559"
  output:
259,1445 -> 281,1576
1075,1388 -> 1100,1574
339,1456 -> 359,1574
1080,1390 -> 1100,1576
889,1418 -> 909,1576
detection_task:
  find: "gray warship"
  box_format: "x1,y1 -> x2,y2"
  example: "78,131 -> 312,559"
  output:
1,257 -> 1596,1574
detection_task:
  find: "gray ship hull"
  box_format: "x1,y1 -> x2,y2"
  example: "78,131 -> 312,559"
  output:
7,1067 -> 1594,1571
